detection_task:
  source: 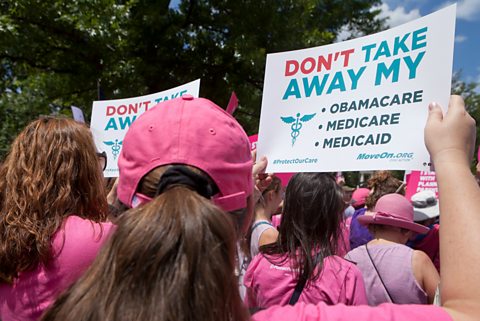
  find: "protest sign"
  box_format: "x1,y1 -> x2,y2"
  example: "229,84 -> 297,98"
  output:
257,5 -> 456,173
71,106 -> 86,123
405,170 -> 438,200
90,79 -> 201,177
249,134 -> 293,187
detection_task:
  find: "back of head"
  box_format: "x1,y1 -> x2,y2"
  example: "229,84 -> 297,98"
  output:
365,170 -> 405,210
262,173 -> 344,282
42,186 -> 249,321
256,175 -> 282,210
0,117 -> 107,282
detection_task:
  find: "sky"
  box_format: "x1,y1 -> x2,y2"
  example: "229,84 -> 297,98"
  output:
169,0 -> 480,86
377,0 -> 480,86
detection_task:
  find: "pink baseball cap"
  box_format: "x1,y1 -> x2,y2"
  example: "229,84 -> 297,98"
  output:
358,193 -> 429,234
117,95 -> 253,212
351,188 -> 370,208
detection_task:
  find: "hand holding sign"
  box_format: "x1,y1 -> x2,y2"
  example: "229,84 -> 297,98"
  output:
425,96 -> 476,168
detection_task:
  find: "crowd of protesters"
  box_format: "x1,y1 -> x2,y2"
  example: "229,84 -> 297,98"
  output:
0,95 -> 479,321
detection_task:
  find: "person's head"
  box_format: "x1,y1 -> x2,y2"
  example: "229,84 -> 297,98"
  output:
351,187 -> 370,210
0,117 -> 108,282
255,176 -> 283,217
360,193 -> 429,244
41,185 -> 249,321
365,170 -> 405,210
115,96 -> 253,234
411,190 -> 440,226
262,173 -> 344,282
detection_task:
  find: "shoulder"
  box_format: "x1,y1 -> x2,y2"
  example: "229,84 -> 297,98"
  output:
325,255 -> 362,278
252,302 -> 453,321
52,216 -> 115,258
412,249 -> 432,267
345,245 -> 365,261
258,227 -> 279,247
63,215 -> 115,238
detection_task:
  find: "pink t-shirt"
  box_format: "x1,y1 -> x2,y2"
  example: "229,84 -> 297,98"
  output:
0,216 -> 114,321
244,254 -> 367,309
252,302 -> 452,321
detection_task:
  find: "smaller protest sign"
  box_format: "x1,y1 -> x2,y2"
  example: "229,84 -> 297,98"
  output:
90,79 -> 201,177
405,170 -> 437,200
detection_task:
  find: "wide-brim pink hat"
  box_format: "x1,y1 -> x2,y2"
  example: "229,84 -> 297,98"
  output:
358,193 -> 429,234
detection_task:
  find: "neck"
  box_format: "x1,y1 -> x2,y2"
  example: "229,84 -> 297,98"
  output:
369,229 -> 407,245
254,207 -> 271,222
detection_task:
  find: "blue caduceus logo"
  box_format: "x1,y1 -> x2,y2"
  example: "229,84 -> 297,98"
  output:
281,113 -> 316,146
103,139 -> 123,160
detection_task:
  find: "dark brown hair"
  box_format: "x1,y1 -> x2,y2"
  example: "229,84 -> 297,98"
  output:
261,173 -> 344,284
42,186 -> 249,321
0,117 -> 108,282
365,171 -> 405,210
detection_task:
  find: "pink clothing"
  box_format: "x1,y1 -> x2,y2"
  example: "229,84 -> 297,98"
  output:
252,302 -> 452,321
337,219 -> 351,257
244,254 -> 367,309
0,216 -> 114,321
271,214 -> 282,228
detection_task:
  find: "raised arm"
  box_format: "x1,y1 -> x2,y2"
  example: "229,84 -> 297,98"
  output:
425,96 -> 480,320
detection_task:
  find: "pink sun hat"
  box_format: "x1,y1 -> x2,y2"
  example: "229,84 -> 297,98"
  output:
358,193 -> 429,234
117,95 -> 253,212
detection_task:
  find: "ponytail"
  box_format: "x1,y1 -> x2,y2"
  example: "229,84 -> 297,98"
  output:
42,185 -> 249,321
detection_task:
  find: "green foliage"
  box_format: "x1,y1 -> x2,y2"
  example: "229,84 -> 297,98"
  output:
0,0 -> 384,157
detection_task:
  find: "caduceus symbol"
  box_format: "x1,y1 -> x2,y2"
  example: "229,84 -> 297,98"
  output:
103,139 -> 123,160
281,113 -> 316,146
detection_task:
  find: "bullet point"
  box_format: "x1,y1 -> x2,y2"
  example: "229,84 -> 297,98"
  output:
318,124 -> 322,129
315,142 -> 319,147
322,108 -> 326,113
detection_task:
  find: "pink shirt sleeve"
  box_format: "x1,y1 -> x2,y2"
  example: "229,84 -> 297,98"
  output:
252,302 -> 453,321
341,263 -> 368,305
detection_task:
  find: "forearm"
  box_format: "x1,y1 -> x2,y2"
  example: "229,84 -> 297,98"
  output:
435,162 -> 480,304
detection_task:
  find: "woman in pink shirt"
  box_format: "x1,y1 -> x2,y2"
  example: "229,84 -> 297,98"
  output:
0,117 -> 114,321
244,173 -> 367,309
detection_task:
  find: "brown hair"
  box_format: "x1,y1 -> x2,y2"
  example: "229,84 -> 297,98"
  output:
0,117 -> 108,282
261,173 -> 344,284
365,171 -> 405,210
42,186 -> 249,321
256,176 -> 282,208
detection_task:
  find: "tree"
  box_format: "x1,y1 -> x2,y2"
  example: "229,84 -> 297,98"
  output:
0,0 -> 384,157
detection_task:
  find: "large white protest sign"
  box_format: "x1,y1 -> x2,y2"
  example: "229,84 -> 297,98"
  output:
257,5 -> 455,173
91,79 -> 200,177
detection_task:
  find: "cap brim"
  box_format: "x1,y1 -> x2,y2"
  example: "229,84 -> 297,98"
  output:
358,214 -> 429,234
413,204 -> 440,222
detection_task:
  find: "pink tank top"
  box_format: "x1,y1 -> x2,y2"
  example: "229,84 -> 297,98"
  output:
345,243 -> 427,306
